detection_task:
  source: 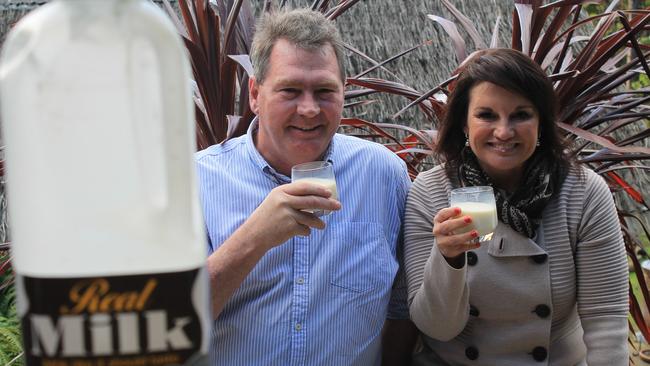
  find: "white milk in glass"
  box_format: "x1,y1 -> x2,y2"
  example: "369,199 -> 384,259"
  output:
297,178 -> 339,201
0,0 -> 209,364
456,202 -> 498,236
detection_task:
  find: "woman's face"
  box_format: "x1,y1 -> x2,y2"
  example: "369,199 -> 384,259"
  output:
465,82 -> 539,188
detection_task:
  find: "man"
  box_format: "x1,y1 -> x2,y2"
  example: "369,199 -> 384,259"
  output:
196,9 -> 415,366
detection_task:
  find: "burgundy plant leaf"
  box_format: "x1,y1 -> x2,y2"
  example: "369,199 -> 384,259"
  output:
228,54 -> 254,77
343,99 -> 377,109
440,0 -> 486,49
605,171 -> 646,205
223,0 -> 245,55
427,14 -> 467,63
559,122 -> 650,155
163,0 -> 189,38
325,0 -> 363,20
178,0 -> 200,46
344,42 -> 405,83
490,14 -> 502,48
354,40 -> 433,79
514,3 -> 533,54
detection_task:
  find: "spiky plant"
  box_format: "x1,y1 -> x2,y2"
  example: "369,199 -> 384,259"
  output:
0,245 -> 21,366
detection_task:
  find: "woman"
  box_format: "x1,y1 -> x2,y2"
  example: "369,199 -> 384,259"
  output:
404,48 -> 628,366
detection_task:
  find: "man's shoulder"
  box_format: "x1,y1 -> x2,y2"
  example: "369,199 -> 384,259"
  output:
334,133 -> 404,167
195,135 -> 247,164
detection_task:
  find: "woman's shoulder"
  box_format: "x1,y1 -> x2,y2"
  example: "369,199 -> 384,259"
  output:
561,166 -> 607,196
414,164 -> 450,187
408,164 -> 451,204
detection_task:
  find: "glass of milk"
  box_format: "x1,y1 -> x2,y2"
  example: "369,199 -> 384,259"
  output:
450,186 -> 498,239
291,161 -> 339,216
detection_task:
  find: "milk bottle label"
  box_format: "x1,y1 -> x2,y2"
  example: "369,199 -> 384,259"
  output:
17,269 -> 208,366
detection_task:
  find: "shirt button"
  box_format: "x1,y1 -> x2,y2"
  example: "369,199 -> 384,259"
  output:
534,304 -> 551,318
469,305 -> 480,317
295,323 -> 302,331
296,277 -> 305,285
465,346 -> 479,360
467,251 -> 478,266
531,346 -> 547,361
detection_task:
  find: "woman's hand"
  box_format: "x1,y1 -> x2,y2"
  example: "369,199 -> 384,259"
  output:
432,207 -> 480,266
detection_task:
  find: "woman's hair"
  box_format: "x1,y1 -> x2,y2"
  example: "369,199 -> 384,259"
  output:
436,48 -> 571,168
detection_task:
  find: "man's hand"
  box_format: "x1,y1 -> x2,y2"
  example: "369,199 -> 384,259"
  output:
240,180 -> 342,251
207,180 -> 341,317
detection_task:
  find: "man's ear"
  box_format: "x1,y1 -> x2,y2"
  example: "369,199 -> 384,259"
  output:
249,76 -> 260,115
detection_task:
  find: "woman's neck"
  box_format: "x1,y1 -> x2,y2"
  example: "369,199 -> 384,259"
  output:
484,168 -> 522,193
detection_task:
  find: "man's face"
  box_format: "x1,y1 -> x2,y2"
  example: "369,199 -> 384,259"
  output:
249,38 -> 345,176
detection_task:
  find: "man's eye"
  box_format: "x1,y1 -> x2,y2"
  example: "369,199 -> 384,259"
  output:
280,88 -> 299,94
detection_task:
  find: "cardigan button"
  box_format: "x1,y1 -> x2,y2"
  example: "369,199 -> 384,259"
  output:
469,305 -> 480,317
467,251 -> 478,266
531,346 -> 547,361
530,254 -> 547,264
465,346 -> 479,360
534,304 -> 551,318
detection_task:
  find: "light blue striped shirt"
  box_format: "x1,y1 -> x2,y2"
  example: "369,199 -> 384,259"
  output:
196,121 -> 411,366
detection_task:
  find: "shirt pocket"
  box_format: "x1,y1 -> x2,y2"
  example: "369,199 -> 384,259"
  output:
323,222 -> 397,357
327,222 -> 395,293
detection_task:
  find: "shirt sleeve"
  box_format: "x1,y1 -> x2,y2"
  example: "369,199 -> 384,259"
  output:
576,171 -> 629,366
403,169 -> 470,340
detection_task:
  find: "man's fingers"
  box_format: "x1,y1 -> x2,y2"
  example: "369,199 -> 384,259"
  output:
295,223 -> 311,237
283,180 -> 334,198
290,195 -> 341,212
295,211 -> 326,230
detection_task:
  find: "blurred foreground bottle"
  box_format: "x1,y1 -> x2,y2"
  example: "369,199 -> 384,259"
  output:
0,0 -> 209,365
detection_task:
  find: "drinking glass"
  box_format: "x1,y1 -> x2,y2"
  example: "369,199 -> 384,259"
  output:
450,186 -> 498,240
291,161 -> 338,216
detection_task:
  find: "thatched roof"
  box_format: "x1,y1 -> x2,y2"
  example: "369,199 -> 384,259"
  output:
1,0 -> 512,129
263,0 -> 515,130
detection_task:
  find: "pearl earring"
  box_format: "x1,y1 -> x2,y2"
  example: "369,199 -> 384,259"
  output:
465,135 -> 469,147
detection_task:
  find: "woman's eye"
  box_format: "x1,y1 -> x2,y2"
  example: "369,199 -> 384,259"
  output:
512,111 -> 532,120
476,112 -> 497,120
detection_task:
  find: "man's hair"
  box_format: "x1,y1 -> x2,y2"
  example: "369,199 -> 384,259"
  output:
250,9 -> 346,83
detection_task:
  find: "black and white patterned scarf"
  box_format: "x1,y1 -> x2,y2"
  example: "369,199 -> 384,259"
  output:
455,148 -> 567,238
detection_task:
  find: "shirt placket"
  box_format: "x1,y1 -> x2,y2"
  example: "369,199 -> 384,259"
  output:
289,235 -> 310,365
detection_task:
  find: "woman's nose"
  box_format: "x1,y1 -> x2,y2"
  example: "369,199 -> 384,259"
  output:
493,119 -> 515,140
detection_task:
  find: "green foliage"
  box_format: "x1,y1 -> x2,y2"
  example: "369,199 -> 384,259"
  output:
631,72 -> 650,90
0,253 -> 22,366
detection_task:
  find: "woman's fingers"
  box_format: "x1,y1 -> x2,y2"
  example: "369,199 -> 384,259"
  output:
437,233 -> 480,258
433,214 -> 473,237
433,207 -> 462,225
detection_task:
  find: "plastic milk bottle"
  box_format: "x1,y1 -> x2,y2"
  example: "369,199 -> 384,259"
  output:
0,0 -> 209,364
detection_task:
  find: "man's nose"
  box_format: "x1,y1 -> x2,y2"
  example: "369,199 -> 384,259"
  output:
297,93 -> 320,118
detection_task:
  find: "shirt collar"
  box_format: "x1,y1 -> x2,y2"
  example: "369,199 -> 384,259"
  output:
245,117 -> 337,184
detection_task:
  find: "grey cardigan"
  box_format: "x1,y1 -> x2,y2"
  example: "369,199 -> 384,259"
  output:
404,165 -> 628,366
